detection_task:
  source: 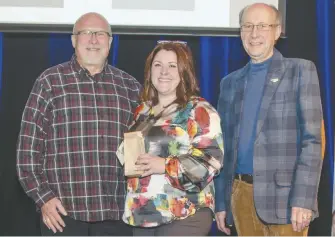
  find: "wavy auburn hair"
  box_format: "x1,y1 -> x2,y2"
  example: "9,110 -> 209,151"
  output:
140,42 -> 200,107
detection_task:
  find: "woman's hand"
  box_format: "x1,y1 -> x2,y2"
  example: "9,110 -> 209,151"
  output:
135,154 -> 165,177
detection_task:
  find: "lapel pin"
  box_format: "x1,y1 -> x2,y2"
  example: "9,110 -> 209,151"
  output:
271,78 -> 279,83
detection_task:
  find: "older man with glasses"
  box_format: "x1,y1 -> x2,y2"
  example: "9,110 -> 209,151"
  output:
16,12 -> 142,236
214,3 -> 323,236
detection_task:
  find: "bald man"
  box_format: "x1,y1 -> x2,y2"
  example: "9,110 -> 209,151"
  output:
16,12 -> 142,236
214,3 -> 323,236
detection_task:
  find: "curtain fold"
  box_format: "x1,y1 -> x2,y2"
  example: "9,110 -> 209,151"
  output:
111,34 -> 119,66
199,36 -> 248,107
316,0 -> 334,198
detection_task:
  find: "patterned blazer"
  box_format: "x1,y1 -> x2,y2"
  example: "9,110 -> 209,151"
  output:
214,49 -> 323,225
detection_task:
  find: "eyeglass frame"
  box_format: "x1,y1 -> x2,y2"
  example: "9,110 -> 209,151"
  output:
73,30 -> 112,39
240,23 -> 279,32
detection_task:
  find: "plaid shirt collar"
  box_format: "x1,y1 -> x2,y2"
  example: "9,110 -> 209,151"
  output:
70,54 -> 109,79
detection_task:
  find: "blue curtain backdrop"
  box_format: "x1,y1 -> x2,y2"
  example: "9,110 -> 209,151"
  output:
199,37 -> 248,106
316,0 -> 335,199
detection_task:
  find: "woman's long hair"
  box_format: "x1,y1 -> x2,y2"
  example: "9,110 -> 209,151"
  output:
140,42 -> 200,107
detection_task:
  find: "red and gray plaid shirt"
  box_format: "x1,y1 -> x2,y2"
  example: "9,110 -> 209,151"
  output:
16,55 -> 142,222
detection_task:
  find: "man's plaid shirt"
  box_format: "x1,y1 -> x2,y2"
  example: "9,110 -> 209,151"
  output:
16,55 -> 142,222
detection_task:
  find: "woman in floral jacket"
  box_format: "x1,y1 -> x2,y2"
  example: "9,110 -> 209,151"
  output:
122,41 -> 224,236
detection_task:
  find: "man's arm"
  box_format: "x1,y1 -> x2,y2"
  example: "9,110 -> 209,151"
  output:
214,77 -> 229,212
16,77 -> 56,208
290,60 -> 323,212
214,78 -> 231,235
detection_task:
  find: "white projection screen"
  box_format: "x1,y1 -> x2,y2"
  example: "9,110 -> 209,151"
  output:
0,0 -> 286,36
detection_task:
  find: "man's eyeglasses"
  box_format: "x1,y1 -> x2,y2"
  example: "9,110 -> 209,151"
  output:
73,30 -> 112,39
240,24 -> 279,32
157,40 -> 187,45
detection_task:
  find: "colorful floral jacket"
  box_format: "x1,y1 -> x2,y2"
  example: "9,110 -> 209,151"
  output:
122,97 -> 224,227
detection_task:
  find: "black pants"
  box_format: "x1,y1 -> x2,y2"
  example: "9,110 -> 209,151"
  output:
133,208 -> 213,236
40,215 -> 132,236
